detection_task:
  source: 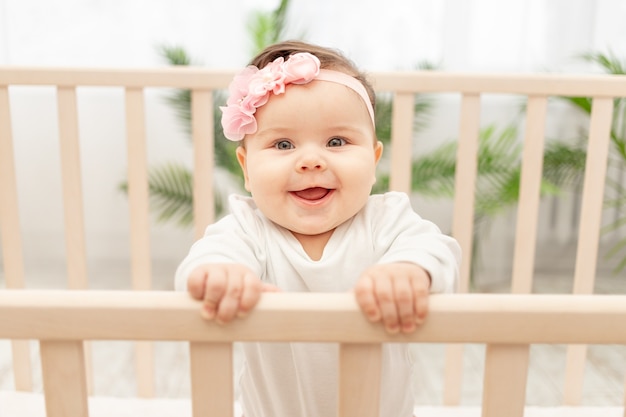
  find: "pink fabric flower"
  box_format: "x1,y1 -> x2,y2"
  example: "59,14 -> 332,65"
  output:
219,105 -> 258,141
220,52 -> 321,141
283,53 -> 320,84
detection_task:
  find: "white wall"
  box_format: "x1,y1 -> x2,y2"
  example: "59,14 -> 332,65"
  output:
3,0 -> 625,70
1,0 -> 624,287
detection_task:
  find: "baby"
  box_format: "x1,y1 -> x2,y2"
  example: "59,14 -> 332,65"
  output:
175,40 -> 461,417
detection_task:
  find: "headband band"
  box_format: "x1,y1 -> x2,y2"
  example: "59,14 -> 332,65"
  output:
220,52 -> 376,141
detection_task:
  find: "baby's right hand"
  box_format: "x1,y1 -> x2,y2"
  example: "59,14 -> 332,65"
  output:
187,263 -> 266,324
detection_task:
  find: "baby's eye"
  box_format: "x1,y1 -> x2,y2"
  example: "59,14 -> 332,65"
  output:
327,137 -> 347,147
274,140 -> 294,150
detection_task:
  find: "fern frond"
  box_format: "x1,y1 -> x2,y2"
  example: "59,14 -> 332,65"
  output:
147,163 -> 194,227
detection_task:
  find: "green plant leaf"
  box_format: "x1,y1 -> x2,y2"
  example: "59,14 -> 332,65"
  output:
542,140 -> 587,189
247,0 -> 293,55
147,163 -> 194,227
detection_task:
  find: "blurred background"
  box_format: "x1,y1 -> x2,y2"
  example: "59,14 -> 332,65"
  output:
2,0 -> 625,70
1,0 -> 625,291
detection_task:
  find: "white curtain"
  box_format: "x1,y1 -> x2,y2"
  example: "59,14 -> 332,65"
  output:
1,0 -> 624,72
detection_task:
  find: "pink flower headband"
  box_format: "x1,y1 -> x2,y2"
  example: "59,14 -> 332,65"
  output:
220,52 -> 376,141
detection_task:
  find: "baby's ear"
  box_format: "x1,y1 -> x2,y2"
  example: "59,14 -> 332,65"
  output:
236,146 -> 251,191
372,141 -> 384,186
374,140 -> 383,164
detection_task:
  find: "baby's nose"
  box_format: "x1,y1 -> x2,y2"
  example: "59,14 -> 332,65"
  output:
297,153 -> 327,171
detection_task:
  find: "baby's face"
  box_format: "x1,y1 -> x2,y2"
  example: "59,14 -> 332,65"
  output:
236,80 -> 382,239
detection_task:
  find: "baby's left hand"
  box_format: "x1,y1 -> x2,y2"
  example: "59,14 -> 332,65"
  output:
354,263 -> 431,334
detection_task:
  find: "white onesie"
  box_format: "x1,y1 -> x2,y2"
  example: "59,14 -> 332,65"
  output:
175,191 -> 461,417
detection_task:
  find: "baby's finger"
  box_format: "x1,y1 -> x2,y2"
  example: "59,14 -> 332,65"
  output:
413,284 -> 429,325
374,278 -> 400,334
202,269 -> 228,320
214,274 -> 244,324
393,277 -> 416,333
261,283 -> 282,292
187,268 -> 207,301
354,276 -> 381,322
237,274 -> 263,317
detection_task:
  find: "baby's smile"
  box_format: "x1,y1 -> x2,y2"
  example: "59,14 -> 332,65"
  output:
290,187 -> 334,202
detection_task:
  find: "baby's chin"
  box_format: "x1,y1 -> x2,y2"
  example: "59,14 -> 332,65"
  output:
285,224 -> 338,239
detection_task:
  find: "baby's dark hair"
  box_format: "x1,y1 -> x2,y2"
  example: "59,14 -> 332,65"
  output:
249,40 -> 376,113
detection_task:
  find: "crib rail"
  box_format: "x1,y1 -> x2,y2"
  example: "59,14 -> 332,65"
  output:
1,290 -> 626,417
2,291 -> 626,344
2,67 -> 626,411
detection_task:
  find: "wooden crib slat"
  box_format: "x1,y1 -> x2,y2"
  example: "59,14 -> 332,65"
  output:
125,87 -> 152,292
191,89 -> 215,240
189,342 -> 233,417
0,86 -> 25,291
40,340 -> 89,417
563,344 -> 588,406
0,86 -> 33,391
443,344 -> 465,406
57,86 -> 88,290
443,93 -> 480,406
511,96 -> 548,294
57,86 -> 95,395
482,344 -> 529,417
563,97 -> 613,405
452,93 -> 481,293
338,343 -> 381,417
9,340 -> 32,391
571,97 -> 613,295
389,92 -> 415,194
134,341 -> 154,397
125,87 -> 155,398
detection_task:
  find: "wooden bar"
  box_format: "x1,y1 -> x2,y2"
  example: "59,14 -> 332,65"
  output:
57,86 -> 88,290
443,344 -> 465,406
563,97 -> 614,405
1,291 -> 626,344
452,93 -> 481,294
389,92 -> 414,193
571,97 -> 613,295
125,87 -> 154,397
191,89 -> 215,240
0,67 -> 235,89
40,340 -> 89,417
443,93 -> 480,406
563,344 -> 588,405
511,96 -> 547,294
189,342 -> 233,417
2,68 -> 626,97
338,343 -> 381,417
0,86 -> 33,391
125,87 -> 152,292
9,340 -> 32,391
0,86 -> 25,291
371,71 -> 626,97
482,344 -> 529,417
57,86 -> 94,394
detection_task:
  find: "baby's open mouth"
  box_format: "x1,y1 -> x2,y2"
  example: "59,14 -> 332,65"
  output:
292,187 -> 332,201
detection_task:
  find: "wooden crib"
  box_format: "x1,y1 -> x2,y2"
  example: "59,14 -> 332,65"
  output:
1,67 -> 625,417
